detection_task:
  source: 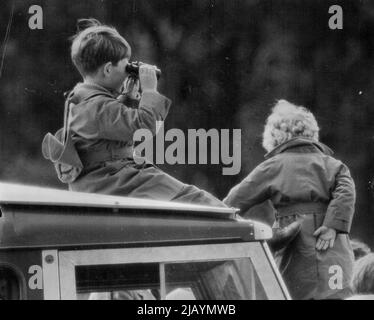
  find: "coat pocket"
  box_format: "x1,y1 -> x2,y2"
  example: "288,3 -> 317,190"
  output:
42,128 -> 83,183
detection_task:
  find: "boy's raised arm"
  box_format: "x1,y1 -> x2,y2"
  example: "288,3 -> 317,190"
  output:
96,91 -> 171,141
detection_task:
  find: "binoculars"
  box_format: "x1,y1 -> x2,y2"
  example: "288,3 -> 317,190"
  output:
125,61 -> 162,79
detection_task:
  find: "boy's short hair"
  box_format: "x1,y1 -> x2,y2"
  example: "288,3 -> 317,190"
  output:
71,19 -> 131,76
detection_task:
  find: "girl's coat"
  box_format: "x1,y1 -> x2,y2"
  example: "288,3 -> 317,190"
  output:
224,137 -> 356,299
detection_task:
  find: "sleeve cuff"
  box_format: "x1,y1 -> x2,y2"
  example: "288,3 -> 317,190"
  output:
119,94 -> 140,109
140,91 -> 172,120
323,218 -> 351,234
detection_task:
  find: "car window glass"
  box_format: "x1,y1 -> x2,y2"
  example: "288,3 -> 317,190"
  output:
164,258 -> 268,300
71,255 -> 270,300
75,263 -> 160,300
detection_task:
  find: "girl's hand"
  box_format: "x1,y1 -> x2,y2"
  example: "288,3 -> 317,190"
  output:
313,226 -> 337,251
123,76 -> 141,100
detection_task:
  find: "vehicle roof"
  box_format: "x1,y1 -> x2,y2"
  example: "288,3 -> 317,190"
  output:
0,183 -> 272,250
0,183 -> 235,218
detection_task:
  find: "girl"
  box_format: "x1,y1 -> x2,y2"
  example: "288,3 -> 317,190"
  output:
224,100 -> 356,299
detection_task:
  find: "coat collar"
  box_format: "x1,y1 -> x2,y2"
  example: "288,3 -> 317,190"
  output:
69,82 -> 116,104
264,137 -> 334,159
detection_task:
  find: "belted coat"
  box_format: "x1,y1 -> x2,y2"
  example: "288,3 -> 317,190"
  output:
224,138 -> 356,300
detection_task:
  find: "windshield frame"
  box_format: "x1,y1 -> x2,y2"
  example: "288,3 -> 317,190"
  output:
48,242 -> 289,300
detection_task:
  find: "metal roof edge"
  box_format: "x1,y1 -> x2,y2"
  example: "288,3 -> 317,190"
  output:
0,182 -> 237,216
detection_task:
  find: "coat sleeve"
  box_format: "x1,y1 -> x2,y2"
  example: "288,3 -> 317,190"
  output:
323,162 -> 356,233
96,91 -> 171,141
223,160 -> 275,214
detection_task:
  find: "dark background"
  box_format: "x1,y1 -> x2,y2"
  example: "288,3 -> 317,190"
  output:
1,0 -> 373,247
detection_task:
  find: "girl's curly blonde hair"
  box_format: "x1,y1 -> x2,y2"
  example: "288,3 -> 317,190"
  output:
262,100 -> 320,152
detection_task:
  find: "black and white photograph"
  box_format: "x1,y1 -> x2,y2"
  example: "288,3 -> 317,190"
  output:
0,0 -> 374,305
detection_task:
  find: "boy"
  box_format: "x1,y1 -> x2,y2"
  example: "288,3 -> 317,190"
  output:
42,19 -> 225,207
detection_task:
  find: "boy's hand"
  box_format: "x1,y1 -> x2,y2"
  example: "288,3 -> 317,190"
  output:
313,226 -> 337,251
139,64 -> 158,93
123,76 -> 140,100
